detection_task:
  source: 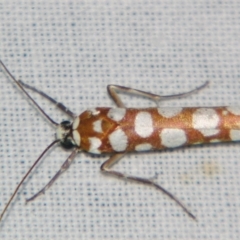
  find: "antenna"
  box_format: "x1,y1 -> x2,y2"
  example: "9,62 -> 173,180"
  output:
0,60 -> 58,126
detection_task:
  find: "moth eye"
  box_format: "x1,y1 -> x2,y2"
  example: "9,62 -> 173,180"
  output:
61,137 -> 75,149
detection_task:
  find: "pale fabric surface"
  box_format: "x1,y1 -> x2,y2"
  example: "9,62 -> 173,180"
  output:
0,1 -> 240,239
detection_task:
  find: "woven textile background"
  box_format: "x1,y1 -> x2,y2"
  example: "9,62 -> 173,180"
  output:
0,1 -> 240,239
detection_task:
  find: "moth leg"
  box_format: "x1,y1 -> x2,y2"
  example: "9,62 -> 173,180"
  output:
101,153 -> 196,220
107,81 -> 209,107
0,140 -> 59,222
18,80 -> 76,118
26,148 -> 79,202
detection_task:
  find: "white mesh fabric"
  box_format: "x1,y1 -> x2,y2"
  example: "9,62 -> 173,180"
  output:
0,0 -> 240,239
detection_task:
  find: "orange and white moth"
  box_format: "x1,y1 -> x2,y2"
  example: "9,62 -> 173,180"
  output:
1,60 -> 239,222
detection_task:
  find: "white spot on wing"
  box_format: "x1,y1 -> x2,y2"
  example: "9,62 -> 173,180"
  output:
135,111 -> 153,138
135,143 -> 152,151
88,108 -> 100,116
89,137 -> 102,154
210,139 -> 221,143
192,108 -> 220,137
109,128 -> 128,152
227,106 -> 240,115
160,128 -> 187,148
72,117 -> 80,130
158,107 -> 183,118
222,110 -> 228,116
107,108 -> 126,121
230,129 -> 240,141
200,129 -> 219,136
73,130 -> 81,146
93,119 -> 103,133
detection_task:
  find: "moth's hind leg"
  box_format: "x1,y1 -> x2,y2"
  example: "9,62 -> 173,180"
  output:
107,81 -> 209,107
101,153 -> 196,220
